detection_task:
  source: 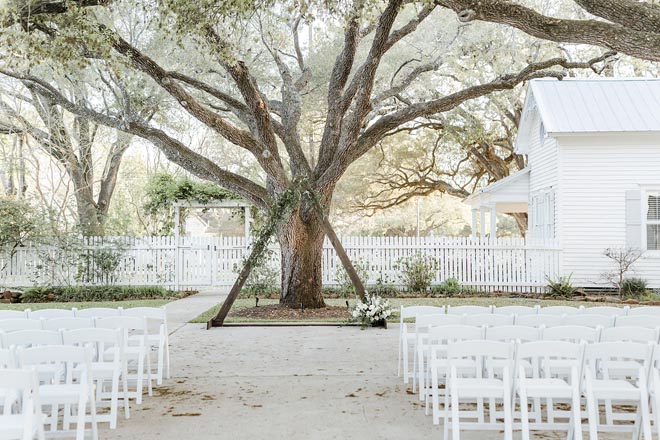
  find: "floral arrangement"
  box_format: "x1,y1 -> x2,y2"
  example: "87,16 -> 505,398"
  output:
351,293 -> 393,328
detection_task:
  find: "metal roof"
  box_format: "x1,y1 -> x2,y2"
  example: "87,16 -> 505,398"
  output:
529,78 -> 660,134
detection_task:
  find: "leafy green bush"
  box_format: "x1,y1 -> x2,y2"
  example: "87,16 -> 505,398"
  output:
20,286 -> 177,303
396,253 -> 437,293
431,278 -> 462,296
621,277 -> 648,298
545,275 -> 577,298
334,259 -> 370,297
367,278 -> 401,297
235,248 -> 279,297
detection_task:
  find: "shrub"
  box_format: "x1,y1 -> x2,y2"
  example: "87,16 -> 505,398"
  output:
334,259 -> 370,297
396,253 -> 437,293
20,285 -> 177,303
367,277 -> 401,297
235,248 -> 279,297
432,278 -> 462,296
545,275 -> 577,298
621,277 -> 648,298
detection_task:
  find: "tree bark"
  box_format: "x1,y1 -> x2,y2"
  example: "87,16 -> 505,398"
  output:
278,206 -> 326,308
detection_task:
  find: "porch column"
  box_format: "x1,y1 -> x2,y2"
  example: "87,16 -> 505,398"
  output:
480,207 -> 487,238
490,203 -> 497,239
244,206 -> 251,249
471,209 -> 478,238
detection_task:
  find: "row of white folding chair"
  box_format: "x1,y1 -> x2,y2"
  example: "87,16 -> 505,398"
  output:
409,312 -> 625,392
404,311 -> 660,384
1,346 -> 98,440
0,307 -> 170,385
422,324 -> 660,426
0,319 -> 151,412
400,305 -> 660,384
438,339 -> 657,440
0,307 -> 122,320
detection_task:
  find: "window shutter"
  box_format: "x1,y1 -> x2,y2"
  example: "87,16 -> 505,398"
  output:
625,190 -> 642,248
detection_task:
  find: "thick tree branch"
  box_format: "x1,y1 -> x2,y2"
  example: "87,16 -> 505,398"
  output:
435,0 -> 660,62
574,0 -> 660,34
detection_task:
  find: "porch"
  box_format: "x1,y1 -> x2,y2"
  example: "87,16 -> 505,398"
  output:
463,169 -> 530,238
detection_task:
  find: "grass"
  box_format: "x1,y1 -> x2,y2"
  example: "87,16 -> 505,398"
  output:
189,296 -> 623,324
0,299 -> 172,311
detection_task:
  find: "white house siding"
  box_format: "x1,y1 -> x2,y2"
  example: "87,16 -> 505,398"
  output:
527,113 -> 560,240
559,134 -> 660,288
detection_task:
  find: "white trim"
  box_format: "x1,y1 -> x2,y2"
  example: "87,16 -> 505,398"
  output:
642,187 -> 660,252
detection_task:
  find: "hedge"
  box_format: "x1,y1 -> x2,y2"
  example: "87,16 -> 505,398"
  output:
20,286 -> 178,303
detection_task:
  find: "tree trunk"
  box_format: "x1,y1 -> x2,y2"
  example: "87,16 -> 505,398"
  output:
278,206 -> 326,309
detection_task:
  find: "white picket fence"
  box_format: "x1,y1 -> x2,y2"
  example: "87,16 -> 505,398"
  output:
0,236 -> 561,292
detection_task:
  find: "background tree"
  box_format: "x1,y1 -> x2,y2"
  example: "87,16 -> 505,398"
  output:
0,0 -> 611,308
0,81 -> 137,235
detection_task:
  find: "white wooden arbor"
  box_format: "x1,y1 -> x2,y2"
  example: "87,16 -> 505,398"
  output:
172,199 -> 252,241
463,169 -> 529,238
172,199 -> 251,291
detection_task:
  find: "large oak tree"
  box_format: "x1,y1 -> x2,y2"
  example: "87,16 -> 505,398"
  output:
0,0 -> 610,307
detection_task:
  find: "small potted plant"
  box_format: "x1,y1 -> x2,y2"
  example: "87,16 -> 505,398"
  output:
351,293 -> 393,328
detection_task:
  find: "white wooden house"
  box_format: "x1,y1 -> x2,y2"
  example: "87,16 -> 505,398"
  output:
465,78 -> 660,288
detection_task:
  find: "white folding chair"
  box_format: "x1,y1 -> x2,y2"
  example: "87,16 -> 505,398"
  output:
413,314 -> 462,393
486,325 -> 541,343
0,310 -> 29,319
615,315 -> 660,329
63,328 -> 129,429
515,341 -> 584,440
600,326 -> 659,344
398,305 -> 445,380
542,325 -> 600,343
0,347 -> 15,368
0,369 -> 45,440
0,348 -> 17,416
96,316 -> 152,404
42,318 -> 95,331
583,342 -> 653,440
447,305 -> 493,315
538,306 -> 580,316
444,340 -> 515,440
18,345 -> 98,440
493,305 -> 539,316
122,307 -> 170,385
647,344 -> 660,440
74,308 -> 122,318
464,314 -> 514,327
516,314 -> 563,328
1,330 -> 61,349
581,306 -> 629,317
629,307 -> 660,316
0,319 -> 42,333
561,314 -> 614,329
28,309 -> 76,319
427,325 -> 485,425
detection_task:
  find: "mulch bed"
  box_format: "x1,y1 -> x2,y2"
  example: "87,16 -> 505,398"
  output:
230,304 -> 352,321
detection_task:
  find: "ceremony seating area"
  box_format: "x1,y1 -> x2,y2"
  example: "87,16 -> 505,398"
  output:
0,307 -> 170,440
399,304 -> 660,439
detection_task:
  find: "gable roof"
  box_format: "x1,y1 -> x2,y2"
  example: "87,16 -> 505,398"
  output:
463,168 -> 529,206
515,78 -> 660,152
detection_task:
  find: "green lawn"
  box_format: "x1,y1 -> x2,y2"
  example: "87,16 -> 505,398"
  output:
0,299 -> 172,311
190,296 -> 623,324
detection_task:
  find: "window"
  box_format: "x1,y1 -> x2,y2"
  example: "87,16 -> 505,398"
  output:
530,190 -> 555,240
647,191 -> 660,250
